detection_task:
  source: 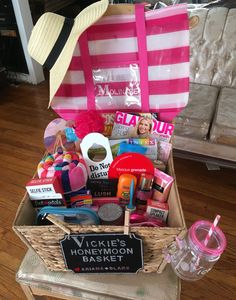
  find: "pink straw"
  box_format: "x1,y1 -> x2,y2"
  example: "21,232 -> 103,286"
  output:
203,215 -> 221,246
194,215 -> 221,268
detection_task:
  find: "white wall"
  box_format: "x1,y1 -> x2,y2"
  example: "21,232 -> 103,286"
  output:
11,0 -> 45,84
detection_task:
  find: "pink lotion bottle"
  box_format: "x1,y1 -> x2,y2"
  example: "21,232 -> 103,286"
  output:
136,173 -> 154,210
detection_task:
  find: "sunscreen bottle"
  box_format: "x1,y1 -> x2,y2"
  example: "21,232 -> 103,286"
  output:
116,174 -> 137,205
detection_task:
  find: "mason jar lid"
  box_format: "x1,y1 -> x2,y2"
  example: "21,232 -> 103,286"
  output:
189,220 -> 226,257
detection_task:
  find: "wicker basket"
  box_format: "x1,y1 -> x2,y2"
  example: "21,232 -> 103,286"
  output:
13,154 -> 186,273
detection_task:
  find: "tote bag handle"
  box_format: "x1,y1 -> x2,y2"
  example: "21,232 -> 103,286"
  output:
79,4 -> 150,112
135,4 -> 149,112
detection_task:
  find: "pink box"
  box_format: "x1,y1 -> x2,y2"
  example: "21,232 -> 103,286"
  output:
146,199 -> 169,223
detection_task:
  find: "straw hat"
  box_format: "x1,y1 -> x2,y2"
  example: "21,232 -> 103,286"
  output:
28,0 -> 109,106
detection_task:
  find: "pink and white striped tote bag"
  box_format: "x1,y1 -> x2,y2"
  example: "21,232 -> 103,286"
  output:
51,4 -> 189,122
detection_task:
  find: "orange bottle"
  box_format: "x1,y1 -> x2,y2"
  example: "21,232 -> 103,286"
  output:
116,174 -> 137,205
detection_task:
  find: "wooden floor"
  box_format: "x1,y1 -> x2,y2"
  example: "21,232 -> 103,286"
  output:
0,81 -> 236,300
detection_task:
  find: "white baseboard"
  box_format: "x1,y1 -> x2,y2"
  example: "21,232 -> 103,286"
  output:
6,71 -> 37,84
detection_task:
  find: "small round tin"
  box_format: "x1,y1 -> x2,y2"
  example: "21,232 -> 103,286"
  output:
98,203 -> 124,225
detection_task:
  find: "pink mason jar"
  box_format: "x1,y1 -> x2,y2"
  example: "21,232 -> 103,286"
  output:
168,220 -> 226,281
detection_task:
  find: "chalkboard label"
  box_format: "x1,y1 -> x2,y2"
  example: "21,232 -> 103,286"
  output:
60,233 -> 143,273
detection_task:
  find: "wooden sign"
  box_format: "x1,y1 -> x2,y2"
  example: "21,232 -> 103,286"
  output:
60,233 -> 143,273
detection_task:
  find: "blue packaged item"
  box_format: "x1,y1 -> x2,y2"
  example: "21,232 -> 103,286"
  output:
117,142 -> 147,156
36,206 -> 99,225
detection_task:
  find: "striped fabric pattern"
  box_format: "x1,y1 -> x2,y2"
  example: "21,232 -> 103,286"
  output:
51,4 -> 189,122
37,151 -> 88,193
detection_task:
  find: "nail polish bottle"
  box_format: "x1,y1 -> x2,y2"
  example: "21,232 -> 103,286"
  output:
136,173 -> 154,210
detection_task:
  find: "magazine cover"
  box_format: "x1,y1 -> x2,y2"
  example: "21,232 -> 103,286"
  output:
111,111 -> 174,142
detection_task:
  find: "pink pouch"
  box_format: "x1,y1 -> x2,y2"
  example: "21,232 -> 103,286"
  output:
51,4 -> 189,122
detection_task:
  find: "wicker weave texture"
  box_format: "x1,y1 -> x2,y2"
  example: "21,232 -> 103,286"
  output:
17,224 -> 183,273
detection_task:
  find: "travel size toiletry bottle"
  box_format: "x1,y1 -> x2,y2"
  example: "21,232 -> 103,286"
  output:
136,173 -> 154,210
116,174 -> 137,206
